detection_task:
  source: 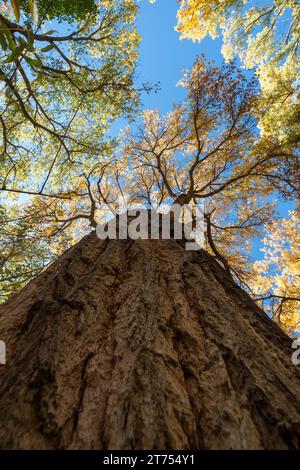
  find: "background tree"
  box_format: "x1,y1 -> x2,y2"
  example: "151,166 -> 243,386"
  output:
176,0 -> 300,65
252,209 -> 300,333
175,1 -> 299,159
0,0 -> 141,300
0,0 -> 140,198
0,5 -> 300,450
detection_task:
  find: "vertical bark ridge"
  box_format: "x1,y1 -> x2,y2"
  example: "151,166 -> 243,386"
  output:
0,232 -> 299,449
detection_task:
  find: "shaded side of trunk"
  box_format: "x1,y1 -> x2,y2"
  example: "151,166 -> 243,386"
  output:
0,232 -> 300,450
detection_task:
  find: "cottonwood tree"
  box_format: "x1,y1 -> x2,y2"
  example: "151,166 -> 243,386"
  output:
1,58 -> 298,332
0,39 -> 300,449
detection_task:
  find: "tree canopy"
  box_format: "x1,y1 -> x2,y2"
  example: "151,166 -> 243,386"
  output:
0,0 -> 140,295
0,0 -> 299,333
0,0 -> 139,197
176,0 -> 300,146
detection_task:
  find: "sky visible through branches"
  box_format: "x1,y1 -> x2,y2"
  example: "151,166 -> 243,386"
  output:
0,0 -> 298,333
112,0 -> 295,263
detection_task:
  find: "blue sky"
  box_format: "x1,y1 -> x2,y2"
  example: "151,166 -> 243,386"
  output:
136,0 -> 224,112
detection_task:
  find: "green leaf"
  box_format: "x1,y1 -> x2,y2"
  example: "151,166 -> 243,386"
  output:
27,29 -> 34,46
40,44 -> 55,53
0,31 -> 8,51
10,0 -> 20,22
4,56 -> 15,64
4,43 -> 26,62
18,36 -> 34,52
43,30 -> 57,36
24,55 -> 42,68
18,37 -> 33,51
5,30 -> 16,51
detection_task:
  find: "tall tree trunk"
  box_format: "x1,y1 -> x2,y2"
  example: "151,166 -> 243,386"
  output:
0,231 -> 299,450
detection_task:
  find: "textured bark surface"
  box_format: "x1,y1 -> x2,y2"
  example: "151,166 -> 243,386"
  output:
0,231 -> 300,450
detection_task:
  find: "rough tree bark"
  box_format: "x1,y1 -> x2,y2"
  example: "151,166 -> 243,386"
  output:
0,230 -> 300,450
